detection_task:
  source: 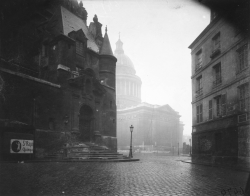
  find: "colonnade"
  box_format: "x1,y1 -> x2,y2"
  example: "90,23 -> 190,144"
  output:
116,79 -> 141,98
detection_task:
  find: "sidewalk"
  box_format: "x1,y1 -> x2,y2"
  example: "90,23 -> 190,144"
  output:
180,155 -> 250,172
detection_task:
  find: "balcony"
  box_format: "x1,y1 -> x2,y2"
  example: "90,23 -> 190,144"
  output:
195,62 -> 202,71
210,47 -> 221,59
213,77 -> 222,88
195,88 -> 203,97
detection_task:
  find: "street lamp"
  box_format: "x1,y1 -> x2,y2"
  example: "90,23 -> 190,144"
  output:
178,142 -> 179,156
189,138 -> 192,155
129,125 -> 134,158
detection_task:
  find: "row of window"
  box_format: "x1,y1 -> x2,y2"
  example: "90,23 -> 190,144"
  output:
195,38 -> 248,73
196,42 -> 248,97
196,63 -> 222,97
196,83 -> 249,123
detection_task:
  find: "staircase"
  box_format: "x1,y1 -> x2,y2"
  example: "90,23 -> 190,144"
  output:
44,142 -> 129,161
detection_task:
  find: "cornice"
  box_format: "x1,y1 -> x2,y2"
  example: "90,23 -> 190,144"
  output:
0,67 -> 61,88
188,16 -> 221,49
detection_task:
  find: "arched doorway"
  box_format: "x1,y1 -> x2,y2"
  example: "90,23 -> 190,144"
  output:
79,105 -> 94,142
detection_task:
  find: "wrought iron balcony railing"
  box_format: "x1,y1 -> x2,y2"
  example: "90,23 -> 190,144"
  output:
210,47 -> 221,59
213,77 -> 222,88
195,88 -> 203,97
195,62 -> 202,71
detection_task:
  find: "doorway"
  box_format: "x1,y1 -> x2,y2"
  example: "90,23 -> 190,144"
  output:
79,105 -> 93,142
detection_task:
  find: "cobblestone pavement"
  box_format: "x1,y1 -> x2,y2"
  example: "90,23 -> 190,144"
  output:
0,154 -> 249,196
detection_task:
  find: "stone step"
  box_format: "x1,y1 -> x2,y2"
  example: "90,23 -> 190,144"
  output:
43,142 -> 127,161
65,156 -> 126,160
45,152 -> 125,159
69,152 -> 122,155
67,155 -> 125,158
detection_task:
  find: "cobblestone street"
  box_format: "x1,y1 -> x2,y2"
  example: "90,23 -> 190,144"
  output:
0,154 -> 248,196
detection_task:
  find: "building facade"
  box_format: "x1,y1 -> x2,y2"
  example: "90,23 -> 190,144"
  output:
0,0 -> 117,158
189,6 -> 250,166
115,38 -> 183,152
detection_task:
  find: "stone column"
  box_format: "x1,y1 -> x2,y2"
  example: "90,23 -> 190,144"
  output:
134,83 -> 136,97
139,84 -> 141,99
124,80 -> 127,95
122,80 -> 126,95
136,84 -> 138,98
132,82 -> 134,96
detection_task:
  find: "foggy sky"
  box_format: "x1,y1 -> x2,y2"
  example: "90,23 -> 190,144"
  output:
82,0 -> 210,135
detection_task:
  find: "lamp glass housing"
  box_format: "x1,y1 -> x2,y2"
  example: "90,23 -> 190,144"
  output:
130,125 -> 134,132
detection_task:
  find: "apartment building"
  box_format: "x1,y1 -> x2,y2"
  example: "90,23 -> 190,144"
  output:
189,8 -> 249,166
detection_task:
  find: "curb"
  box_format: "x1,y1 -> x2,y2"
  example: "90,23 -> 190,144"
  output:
181,160 -> 250,173
0,158 -> 140,163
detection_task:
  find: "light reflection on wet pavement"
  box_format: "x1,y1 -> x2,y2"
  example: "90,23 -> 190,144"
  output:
0,154 -> 248,196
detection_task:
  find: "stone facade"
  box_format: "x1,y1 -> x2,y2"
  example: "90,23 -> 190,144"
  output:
117,103 -> 183,152
189,4 -> 250,166
115,38 -> 183,151
0,0 -> 117,158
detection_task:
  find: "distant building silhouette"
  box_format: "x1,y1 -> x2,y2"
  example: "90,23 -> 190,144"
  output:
115,37 -> 183,152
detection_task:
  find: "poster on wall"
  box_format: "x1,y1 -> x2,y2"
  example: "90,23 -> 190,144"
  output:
10,139 -> 33,154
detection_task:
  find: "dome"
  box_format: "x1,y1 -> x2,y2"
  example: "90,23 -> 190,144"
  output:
115,53 -> 135,69
114,37 -> 136,74
115,36 -> 142,109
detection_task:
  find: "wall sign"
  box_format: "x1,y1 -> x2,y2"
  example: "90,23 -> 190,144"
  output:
10,139 -> 33,154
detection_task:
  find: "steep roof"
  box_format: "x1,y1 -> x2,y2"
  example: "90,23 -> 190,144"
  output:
60,6 -> 99,52
100,27 -> 113,56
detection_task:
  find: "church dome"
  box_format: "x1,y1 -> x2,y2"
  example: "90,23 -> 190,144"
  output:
115,53 -> 134,69
115,36 -> 142,109
114,37 -> 136,75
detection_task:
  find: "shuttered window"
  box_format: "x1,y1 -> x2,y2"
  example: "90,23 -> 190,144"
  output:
208,100 -> 213,120
221,94 -> 227,116
237,44 -> 248,73
239,83 -> 249,112
196,104 -> 203,123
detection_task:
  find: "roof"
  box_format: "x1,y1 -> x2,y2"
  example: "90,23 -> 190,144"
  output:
117,102 -> 179,115
60,6 -> 99,52
188,17 -> 221,49
114,37 -> 135,70
100,30 -> 113,55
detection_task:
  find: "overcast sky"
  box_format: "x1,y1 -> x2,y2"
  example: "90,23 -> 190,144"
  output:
81,0 -> 210,135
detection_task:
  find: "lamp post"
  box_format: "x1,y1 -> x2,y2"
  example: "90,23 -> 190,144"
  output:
189,138 -> 191,155
129,125 -> 134,158
178,142 -> 179,156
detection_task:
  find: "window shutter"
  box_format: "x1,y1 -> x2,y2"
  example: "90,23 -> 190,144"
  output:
221,94 -> 227,116
200,104 -> 203,122
196,105 -> 199,123
209,100 -> 213,120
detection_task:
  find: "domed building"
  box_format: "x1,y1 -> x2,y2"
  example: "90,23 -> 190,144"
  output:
114,36 -> 142,109
115,37 -> 184,152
